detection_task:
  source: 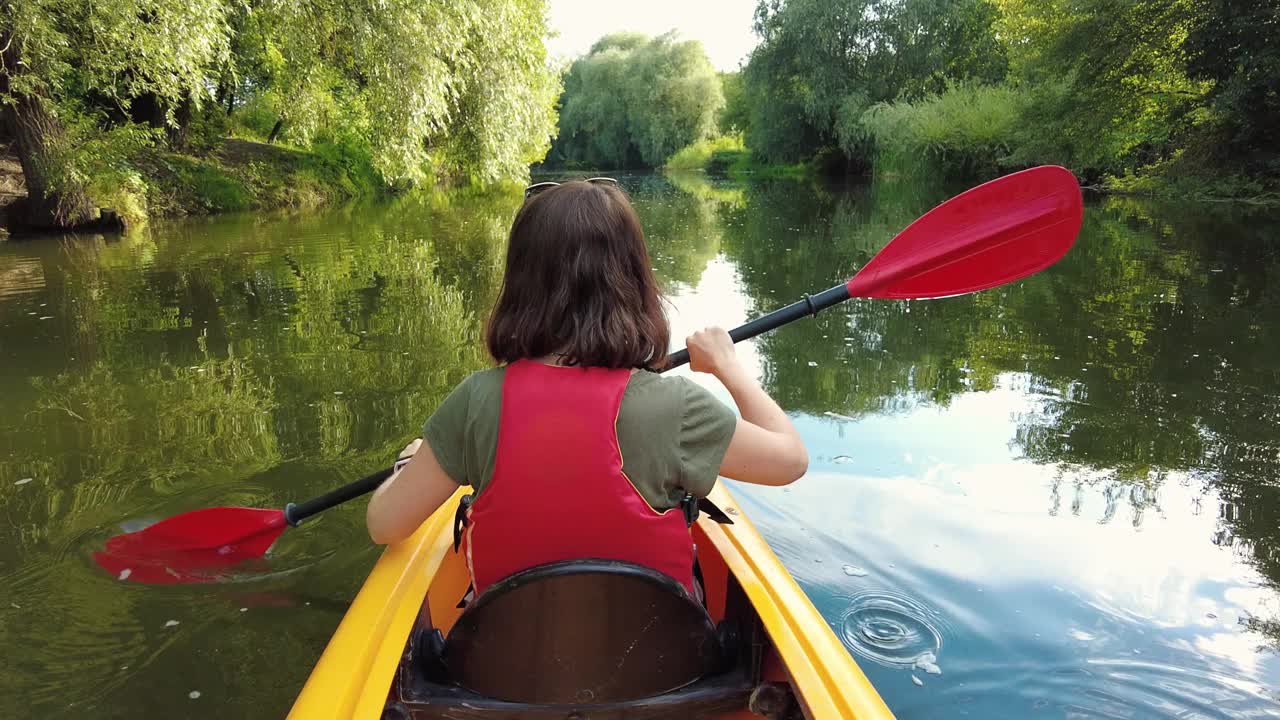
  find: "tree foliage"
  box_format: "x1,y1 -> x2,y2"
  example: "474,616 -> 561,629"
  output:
2,0 -> 231,111
741,0 -> 1007,164
548,32 -> 723,168
232,0 -> 560,185
994,0 -> 1211,177
736,0 -> 1280,190
0,0 -> 559,229
1183,0 -> 1280,175
718,72 -> 750,135
0,0 -> 231,227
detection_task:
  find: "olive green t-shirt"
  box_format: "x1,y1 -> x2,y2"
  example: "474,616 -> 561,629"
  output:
422,367 -> 737,510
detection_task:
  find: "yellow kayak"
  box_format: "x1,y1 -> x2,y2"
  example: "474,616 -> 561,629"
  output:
289,483 -> 895,719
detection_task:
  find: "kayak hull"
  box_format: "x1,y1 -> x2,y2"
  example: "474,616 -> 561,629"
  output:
289,484 -> 895,719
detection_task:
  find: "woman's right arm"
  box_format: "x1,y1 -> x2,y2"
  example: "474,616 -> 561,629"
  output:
686,327 -> 809,486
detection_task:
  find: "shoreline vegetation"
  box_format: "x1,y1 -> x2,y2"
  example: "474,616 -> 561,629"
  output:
0,136 -> 387,238
1,0 -> 559,237
548,4 -> 1280,206
3,1 -> 1278,239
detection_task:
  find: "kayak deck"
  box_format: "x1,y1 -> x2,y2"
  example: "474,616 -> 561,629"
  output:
289,484 -> 894,719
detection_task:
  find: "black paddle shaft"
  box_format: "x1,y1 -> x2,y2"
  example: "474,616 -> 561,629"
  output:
281,281 -> 852,525
664,282 -> 851,369
284,466 -> 396,526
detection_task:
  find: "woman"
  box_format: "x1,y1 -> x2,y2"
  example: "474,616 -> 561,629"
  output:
366,178 -> 807,597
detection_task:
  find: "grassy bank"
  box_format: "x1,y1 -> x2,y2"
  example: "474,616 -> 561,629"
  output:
1,136 -> 387,236
663,135 -> 811,179
137,138 -> 386,219
857,84 -> 1280,205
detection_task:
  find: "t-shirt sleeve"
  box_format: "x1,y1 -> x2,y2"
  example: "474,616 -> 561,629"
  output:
421,375 -> 474,486
677,378 -> 738,498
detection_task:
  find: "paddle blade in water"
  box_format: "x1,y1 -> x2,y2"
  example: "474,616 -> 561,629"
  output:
93,507 -> 287,584
845,165 -> 1082,299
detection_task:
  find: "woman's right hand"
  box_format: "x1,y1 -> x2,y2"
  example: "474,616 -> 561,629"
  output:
688,328 -> 808,486
686,326 -> 742,379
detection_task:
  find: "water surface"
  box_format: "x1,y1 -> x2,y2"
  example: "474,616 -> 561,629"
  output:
2,174 -> 1279,718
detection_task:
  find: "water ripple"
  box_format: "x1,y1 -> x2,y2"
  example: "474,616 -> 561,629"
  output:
838,590 -> 946,669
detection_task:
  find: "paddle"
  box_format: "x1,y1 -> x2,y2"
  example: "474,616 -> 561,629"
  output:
93,165 -> 1082,584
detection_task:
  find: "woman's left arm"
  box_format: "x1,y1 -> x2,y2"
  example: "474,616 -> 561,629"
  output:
366,438 -> 460,544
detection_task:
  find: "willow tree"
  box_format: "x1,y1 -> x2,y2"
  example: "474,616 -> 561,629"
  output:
239,0 -> 560,185
550,32 -> 723,168
1,0 -> 559,231
0,0 -> 230,230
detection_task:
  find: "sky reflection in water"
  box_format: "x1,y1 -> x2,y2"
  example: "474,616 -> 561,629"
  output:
663,181 -> 1280,715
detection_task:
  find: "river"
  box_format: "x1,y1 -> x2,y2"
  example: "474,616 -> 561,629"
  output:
1,172 -> 1279,718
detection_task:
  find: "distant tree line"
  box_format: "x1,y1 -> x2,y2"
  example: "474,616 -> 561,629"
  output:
550,2 -> 1277,195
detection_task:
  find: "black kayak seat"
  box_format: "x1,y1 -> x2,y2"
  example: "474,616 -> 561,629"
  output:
388,559 -> 762,719
446,558 -> 723,702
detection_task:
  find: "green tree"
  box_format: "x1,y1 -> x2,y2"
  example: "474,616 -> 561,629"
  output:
994,0 -> 1210,179
549,32 -> 724,168
741,0 -> 1007,165
0,0 -> 559,231
231,0 -> 560,185
0,0 -> 230,229
718,72 -> 750,135
1183,1 -> 1280,176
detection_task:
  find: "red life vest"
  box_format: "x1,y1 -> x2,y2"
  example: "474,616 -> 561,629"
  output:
463,359 -> 696,596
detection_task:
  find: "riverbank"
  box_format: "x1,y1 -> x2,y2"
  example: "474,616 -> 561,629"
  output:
136,138 -> 385,221
1,138 -> 386,237
663,135 -> 812,179
0,150 -> 24,237
662,141 -> 1280,205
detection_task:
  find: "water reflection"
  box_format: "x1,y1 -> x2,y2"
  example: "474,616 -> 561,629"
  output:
665,174 -> 1280,716
1,174 -> 1279,718
0,193 -> 512,718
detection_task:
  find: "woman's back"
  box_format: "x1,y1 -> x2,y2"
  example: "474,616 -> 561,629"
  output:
425,365 -> 735,512
441,360 -> 734,595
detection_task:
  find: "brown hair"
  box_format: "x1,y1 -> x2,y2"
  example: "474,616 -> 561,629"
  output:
485,180 -> 669,369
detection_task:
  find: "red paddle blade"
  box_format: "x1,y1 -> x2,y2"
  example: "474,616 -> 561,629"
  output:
93,507 -> 287,584
846,165 -> 1082,299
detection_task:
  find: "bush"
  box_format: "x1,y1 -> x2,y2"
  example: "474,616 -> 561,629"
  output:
59,115 -> 158,226
305,134 -> 382,197
663,134 -> 813,178
664,135 -> 745,171
181,109 -> 231,155
186,163 -> 253,211
229,97 -> 284,142
861,83 -> 1030,179
141,154 -> 252,214
1106,151 -> 1280,204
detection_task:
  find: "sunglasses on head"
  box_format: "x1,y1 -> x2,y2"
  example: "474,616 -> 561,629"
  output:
523,177 -> 618,200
